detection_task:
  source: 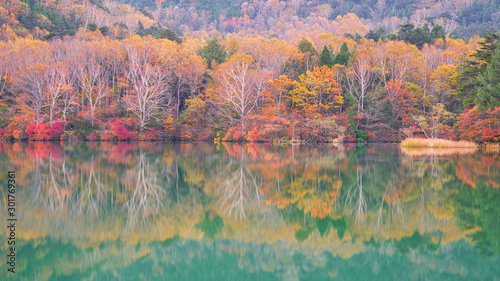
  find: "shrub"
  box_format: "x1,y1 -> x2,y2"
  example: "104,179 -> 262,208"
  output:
50,120 -> 66,140
2,122 -> 19,140
303,116 -> 346,142
222,127 -> 236,141
163,116 -> 176,139
87,132 -> 99,141
65,131 -> 79,142
247,126 -> 260,142
72,115 -> 94,140
139,128 -> 164,141
13,130 -> 27,141
109,117 -> 138,141
222,126 -> 245,142
113,125 -> 137,141
344,133 -> 356,142
367,131 -> 376,141
25,121 -> 66,141
100,130 -> 116,141
26,123 -> 50,140
180,130 -> 194,140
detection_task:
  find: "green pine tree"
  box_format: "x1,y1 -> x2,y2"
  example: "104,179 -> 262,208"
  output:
87,23 -> 97,32
137,21 -> 145,36
160,28 -> 182,44
198,37 -> 228,69
431,25 -> 446,41
318,45 -> 334,67
476,47 -> 500,109
334,42 -> 350,66
456,32 -> 500,108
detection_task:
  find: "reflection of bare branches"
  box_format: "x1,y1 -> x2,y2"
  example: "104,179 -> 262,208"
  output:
125,153 -> 165,232
376,187 -> 389,230
218,155 -> 263,220
345,169 -> 367,223
46,156 -> 71,213
385,179 -> 404,223
29,158 -> 42,206
31,154 -> 78,215
283,263 -> 300,281
76,156 -> 105,216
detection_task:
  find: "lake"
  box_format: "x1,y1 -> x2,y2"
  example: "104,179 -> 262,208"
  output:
0,142 -> 499,280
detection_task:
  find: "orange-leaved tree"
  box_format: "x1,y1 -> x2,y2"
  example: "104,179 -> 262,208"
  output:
262,75 -> 293,118
290,65 -> 343,117
385,80 -> 418,131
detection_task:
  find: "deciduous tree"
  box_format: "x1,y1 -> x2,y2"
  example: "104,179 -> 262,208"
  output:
213,53 -> 267,129
347,50 -> 374,113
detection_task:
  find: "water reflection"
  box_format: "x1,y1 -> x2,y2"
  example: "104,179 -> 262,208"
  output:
0,142 -> 499,280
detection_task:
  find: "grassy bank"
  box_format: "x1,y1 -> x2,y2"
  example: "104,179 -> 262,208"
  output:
401,138 -> 478,148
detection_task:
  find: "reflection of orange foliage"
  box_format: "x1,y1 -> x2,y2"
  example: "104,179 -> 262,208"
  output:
87,142 -> 98,149
139,142 -> 164,154
162,149 -> 174,165
180,143 -> 193,152
456,154 -> 500,189
487,180 -> 500,189
246,143 -> 261,160
428,205 -> 455,220
265,193 -> 292,209
222,142 -> 243,158
481,154 -> 500,169
57,188 -> 73,198
25,143 -> 49,159
308,189 -> 340,219
12,142 -> 22,153
106,142 -> 134,164
25,143 -> 65,161
456,159 -> 476,188
384,182 -> 414,204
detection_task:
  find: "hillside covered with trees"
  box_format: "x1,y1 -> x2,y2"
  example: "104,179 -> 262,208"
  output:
0,0 -> 500,143
2,0 -> 500,40
122,0 -> 500,39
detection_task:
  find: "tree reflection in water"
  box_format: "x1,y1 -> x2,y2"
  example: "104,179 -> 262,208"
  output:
217,144 -> 263,220
0,142 -> 499,280
124,151 -> 166,232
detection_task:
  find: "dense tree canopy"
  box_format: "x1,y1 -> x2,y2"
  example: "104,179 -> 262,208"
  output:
0,0 -> 499,144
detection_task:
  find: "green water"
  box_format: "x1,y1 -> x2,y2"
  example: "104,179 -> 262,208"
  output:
0,142 -> 499,280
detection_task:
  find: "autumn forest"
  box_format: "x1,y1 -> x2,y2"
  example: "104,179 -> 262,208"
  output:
1,0 -> 500,280
1,0 -> 500,143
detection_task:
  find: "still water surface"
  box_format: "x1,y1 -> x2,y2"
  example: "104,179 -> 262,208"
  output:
0,142 -> 499,280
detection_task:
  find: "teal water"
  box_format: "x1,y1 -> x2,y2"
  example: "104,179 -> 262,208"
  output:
0,142 -> 499,280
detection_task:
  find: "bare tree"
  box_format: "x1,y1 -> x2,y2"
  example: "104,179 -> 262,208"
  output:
346,50 -> 374,113
14,63 -> 49,122
125,63 -> 172,130
217,151 -> 263,220
77,61 -> 109,127
213,53 -> 267,128
45,62 -> 74,126
123,37 -> 174,130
